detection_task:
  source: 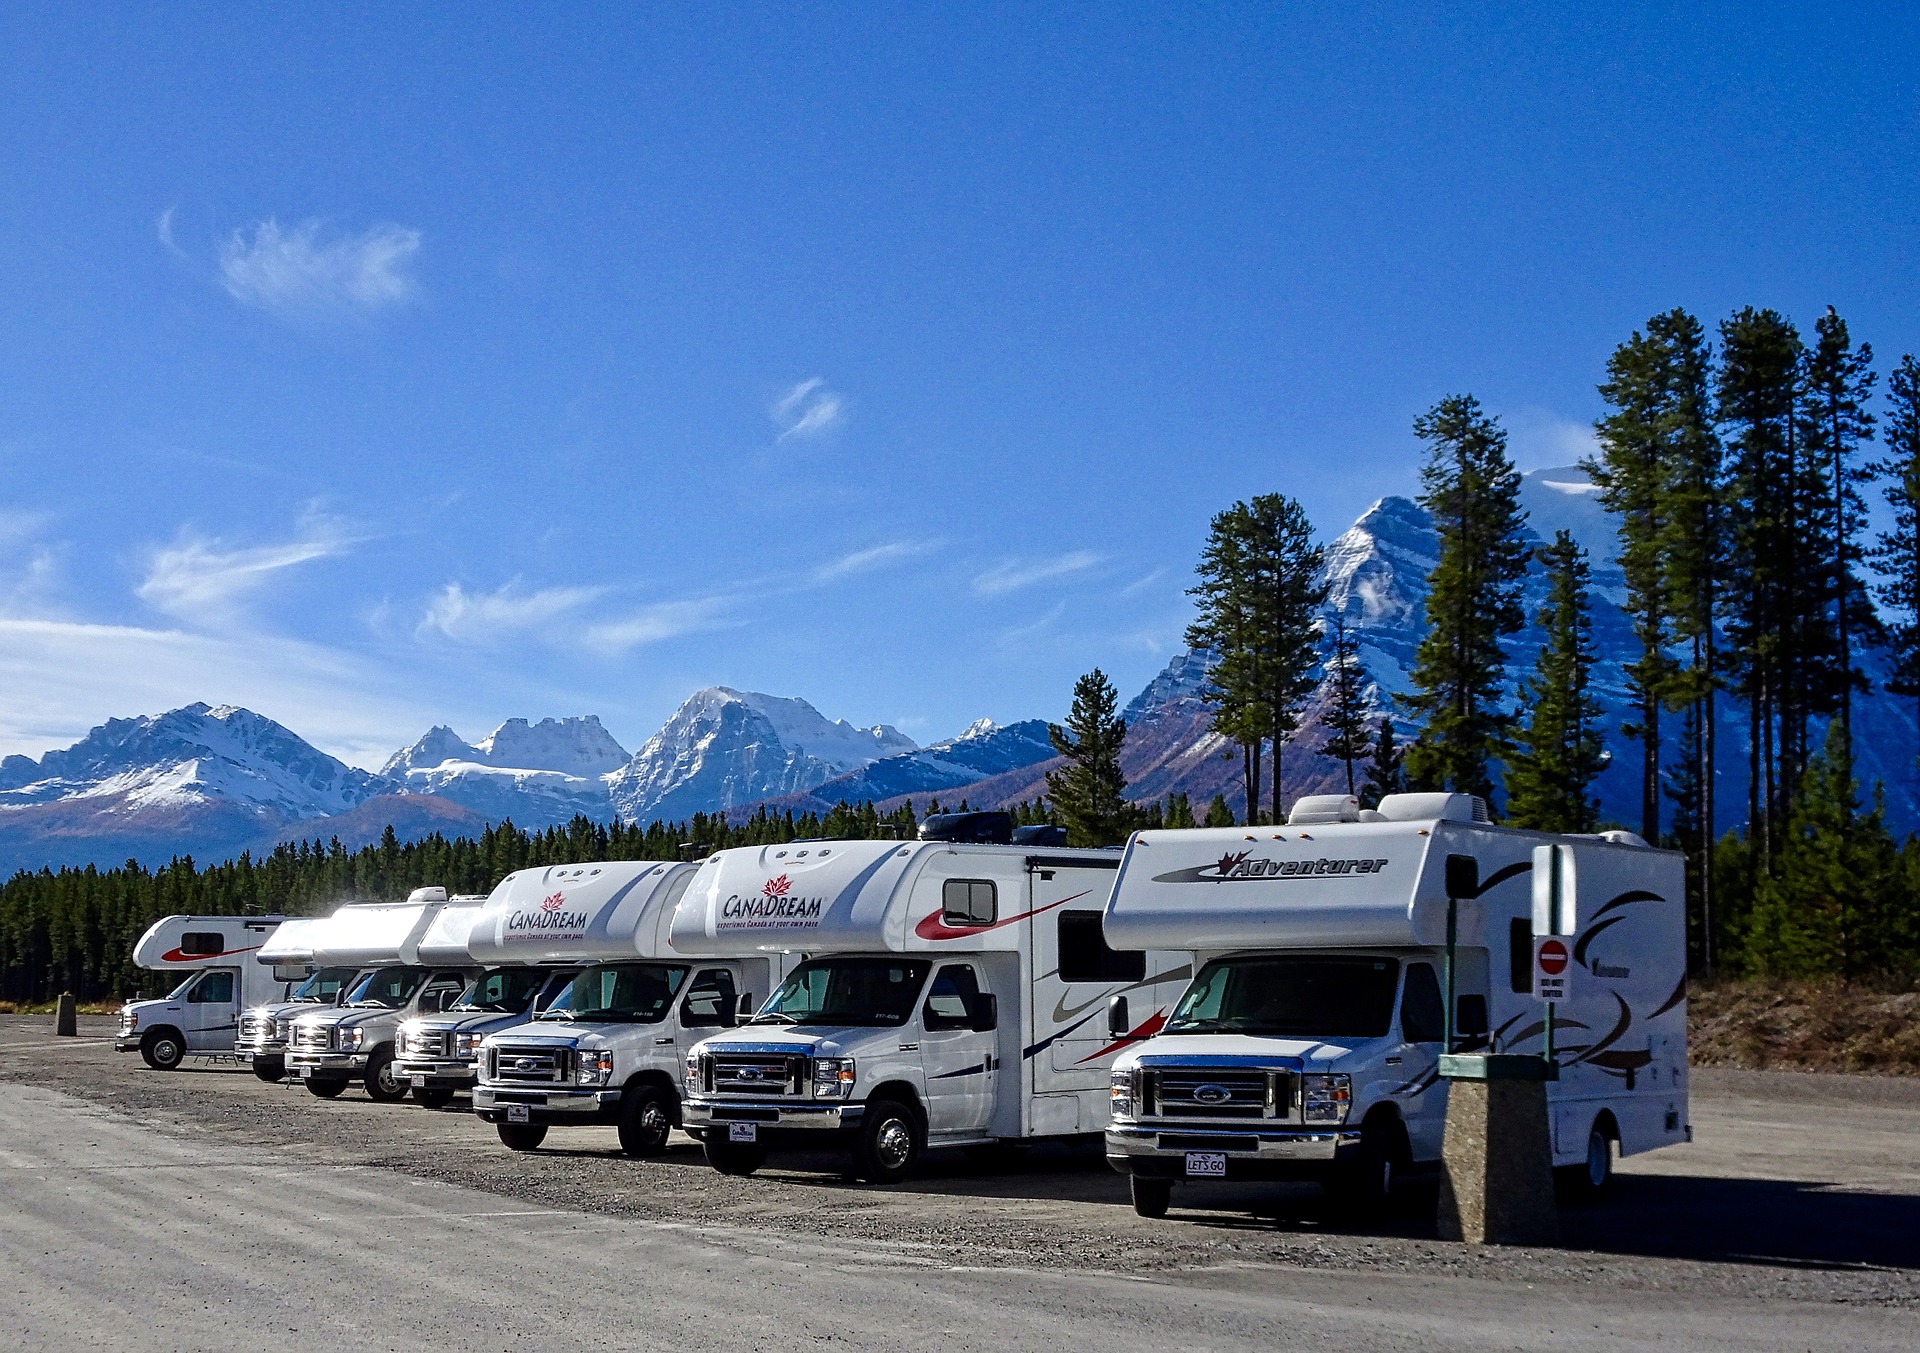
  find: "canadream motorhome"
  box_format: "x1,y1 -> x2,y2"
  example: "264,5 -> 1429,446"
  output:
392,894 -> 577,1108
115,915 -> 291,1070
236,916 -> 365,1081
285,888 -> 481,1102
675,836 -> 1193,1183
470,860 -> 782,1156
1101,793 -> 1689,1218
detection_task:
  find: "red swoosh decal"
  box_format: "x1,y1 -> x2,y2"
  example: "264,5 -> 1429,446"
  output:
159,944 -> 261,963
913,889 -> 1092,942
1076,1009 -> 1167,1063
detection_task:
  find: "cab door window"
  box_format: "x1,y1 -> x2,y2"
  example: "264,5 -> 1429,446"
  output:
681,969 -> 739,1028
189,971 -> 235,1004
1400,962 -> 1445,1044
923,964 -> 982,1031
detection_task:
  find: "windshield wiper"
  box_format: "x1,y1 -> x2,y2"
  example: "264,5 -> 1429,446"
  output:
749,1011 -> 799,1025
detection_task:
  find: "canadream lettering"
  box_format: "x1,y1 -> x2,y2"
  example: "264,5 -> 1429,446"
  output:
720,893 -> 824,923
506,909 -> 591,934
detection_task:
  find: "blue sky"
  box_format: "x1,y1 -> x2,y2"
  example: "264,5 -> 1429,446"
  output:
2,5 -> 1916,767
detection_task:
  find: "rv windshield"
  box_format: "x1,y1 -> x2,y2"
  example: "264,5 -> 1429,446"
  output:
1164,956 -> 1401,1039
538,964 -> 689,1023
454,966 -> 550,1014
345,966 -> 431,1008
752,957 -> 931,1027
291,967 -> 357,1003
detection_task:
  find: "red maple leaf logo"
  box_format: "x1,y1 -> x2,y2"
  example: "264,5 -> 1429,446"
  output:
763,874 -> 792,898
1214,851 -> 1249,878
540,891 -> 566,913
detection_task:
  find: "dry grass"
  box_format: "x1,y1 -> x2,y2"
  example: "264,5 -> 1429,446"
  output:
1690,979 -> 1920,1075
0,1000 -> 122,1016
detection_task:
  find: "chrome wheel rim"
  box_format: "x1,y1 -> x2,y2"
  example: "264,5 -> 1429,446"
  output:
1587,1132 -> 1609,1187
875,1117 -> 913,1170
377,1062 -> 398,1094
641,1103 -> 669,1141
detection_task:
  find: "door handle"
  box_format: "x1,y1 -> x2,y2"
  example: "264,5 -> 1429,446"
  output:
1385,1057 -> 1402,1065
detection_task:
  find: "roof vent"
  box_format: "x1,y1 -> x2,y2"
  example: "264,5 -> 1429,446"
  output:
405,886 -> 449,905
1010,824 -> 1068,847
1592,829 -> 1651,849
918,811 -> 1013,844
1287,794 -> 1360,825
1375,792 -> 1488,824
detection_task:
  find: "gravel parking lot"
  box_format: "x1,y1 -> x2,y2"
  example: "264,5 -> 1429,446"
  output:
3,1014 -> 1917,1346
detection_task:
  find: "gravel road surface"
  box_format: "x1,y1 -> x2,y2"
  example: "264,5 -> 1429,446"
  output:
2,1017 -> 1915,1350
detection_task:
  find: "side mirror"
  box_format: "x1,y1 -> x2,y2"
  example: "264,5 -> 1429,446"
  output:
1456,994 -> 1489,1040
1445,853 -> 1479,899
970,993 -> 998,1033
1107,994 -> 1130,1039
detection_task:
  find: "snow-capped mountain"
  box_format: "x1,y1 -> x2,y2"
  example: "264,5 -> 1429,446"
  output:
606,688 -> 917,822
749,718 -> 1058,815
379,716 -> 629,830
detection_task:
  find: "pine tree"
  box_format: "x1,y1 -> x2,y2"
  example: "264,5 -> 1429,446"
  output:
1320,610 -> 1372,796
1163,792 -> 1196,829
1504,532 -> 1605,833
1360,717 -> 1404,810
1802,305 -> 1878,744
1401,395 -> 1530,806
1870,354 -> 1920,783
1045,669 -> 1133,846
1202,794 -> 1236,828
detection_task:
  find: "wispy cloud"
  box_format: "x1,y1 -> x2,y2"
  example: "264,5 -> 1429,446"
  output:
1119,568 -> 1167,597
771,378 -> 844,441
582,598 -> 731,655
1504,407 -> 1600,472
996,602 -> 1068,646
810,540 -> 932,585
971,550 -> 1104,598
138,523 -> 350,627
416,580 -> 607,645
155,206 -> 189,261
219,218 -> 422,316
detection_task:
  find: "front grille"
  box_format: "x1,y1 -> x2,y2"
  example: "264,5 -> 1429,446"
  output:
490,1045 -> 570,1084
275,1016 -> 293,1041
292,1024 -> 333,1052
706,1052 -> 804,1096
1147,1069 -> 1291,1119
404,1029 -> 450,1058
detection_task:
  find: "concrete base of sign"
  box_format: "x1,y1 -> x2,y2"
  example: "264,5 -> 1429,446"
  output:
55,992 -> 77,1037
1436,1067 -> 1560,1246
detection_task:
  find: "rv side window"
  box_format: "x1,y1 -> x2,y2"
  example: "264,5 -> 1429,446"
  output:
1057,911 -> 1146,983
190,971 -> 235,1004
924,964 -> 982,1031
180,931 -> 226,956
1509,918 -> 1533,994
941,879 -> 997,927
681,969 -> 739,1028
1400,963 -> 1444,1044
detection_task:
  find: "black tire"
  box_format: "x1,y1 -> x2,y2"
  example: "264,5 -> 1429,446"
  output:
141,1029 -> 184,1072
850,1097 -> 923,1185
617,1085 -> 675,1157
306,1077 -> 348,1098
1328,1115 -> 1402,1216
412,1085 -> 455,1110
497,1122 -> 549,1151
1130,1176 -> 1172,1218
363,1049 -> 408,1103
251,1059 -> 284,1082
702,1135 -> 767,1176
1557,1121 -> 1616,1202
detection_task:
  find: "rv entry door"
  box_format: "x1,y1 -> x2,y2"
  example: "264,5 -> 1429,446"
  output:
920,963 -> 996,1136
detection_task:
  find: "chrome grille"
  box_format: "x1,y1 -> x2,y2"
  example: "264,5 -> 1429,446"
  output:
707,1053 -> 803,1096
1148,1069 -> 1289,1119
490,1044 -> 570,1084
291,1024 -> 333,1052
239,1015 -> 269,1040
404,1029 -> 450,1058
275,1016 -> 293,1041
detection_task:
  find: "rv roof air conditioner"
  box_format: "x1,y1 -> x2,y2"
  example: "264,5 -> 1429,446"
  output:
918,811 -> 1014,845
1286,794 -> 1361,825
1374,792 -> 1489,824
405,886 -> 449,905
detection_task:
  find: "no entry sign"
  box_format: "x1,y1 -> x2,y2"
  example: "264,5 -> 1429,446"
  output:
1534,936 -> 1573,1001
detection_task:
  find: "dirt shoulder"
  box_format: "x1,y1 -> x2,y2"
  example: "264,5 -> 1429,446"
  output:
1690,980 -> 1920,1074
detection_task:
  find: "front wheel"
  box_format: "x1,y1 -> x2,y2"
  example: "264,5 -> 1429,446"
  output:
363,1050 -> 409,1103
617,1086 -> 674,1157
306,1077 -> 347,1098
1130,1176 -> 1172,1218
497,1122 -> 549,1151
851,1098 -> 923,1185
412,1085 -> 455,1110
251,1058 -> 284,1082
141,1030 -> 184,1071
702,1135 -> 766,1176
1328,1116 -> 1402,1216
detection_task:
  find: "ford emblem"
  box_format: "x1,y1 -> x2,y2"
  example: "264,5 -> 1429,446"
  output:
515,1058 -> 536,1071
738,1066 -> 762,1081
1193,1083 -> 1231,1105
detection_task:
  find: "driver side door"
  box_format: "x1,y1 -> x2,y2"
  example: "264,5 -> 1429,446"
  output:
919,963 -> 996,1138
184,969 -> 238,1051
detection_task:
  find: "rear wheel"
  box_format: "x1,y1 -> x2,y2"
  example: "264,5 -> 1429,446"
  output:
1558,1122 -> 1616,1202
412,1085 -> 455,1110
306,1077 -> 347,1098
1130,1176 -> 1172,1218
851,1098 -> 923,1185
617,1085 -> 674,1157
251,1058 -> 284,1082
363,1050 -> 408,1103
702,1136 -> 766,1176
497,1122 -> 548,1151
140,1029 -> 184,1071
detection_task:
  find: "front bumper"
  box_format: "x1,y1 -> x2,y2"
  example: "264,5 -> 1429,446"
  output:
287,1052 -> 368,1078
473,1083 -> 622,1125
396,1058 -> 476,1088
113,1033 -> 141,1052
235,1038 -> 287,1060
1105,1121 -> 1361,1179
681,1096 -> 863,1141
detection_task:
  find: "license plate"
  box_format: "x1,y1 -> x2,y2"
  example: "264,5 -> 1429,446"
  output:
291,1065 -> 308,1078
728,1122 -> 758,1143
506,1104 -> 530,1123
1185,1152 -> 1227,1178
411,1075 -> 425,1087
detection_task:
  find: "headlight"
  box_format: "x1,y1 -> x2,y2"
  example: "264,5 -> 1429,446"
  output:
1301,1073 -> 1352,1124
684,1052 -> 701,1095
1110,1067 -> 1135,1118
455,1032 -> 486,1056
575,1050 -> 615,1086
336,1027 -> 365,1052
122,1011 -> 138,1033
810,1057 -> 855,1099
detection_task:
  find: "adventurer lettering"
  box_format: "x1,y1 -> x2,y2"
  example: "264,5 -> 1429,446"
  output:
1153,850 -> 1391,885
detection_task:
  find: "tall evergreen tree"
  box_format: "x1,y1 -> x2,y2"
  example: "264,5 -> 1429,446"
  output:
1871,354 -> 1920,783
1802,305 -> 1878,744
1505,532 -> 1605,833
1360,716 -> 1404,810
1402,395 -> 1530,806
1046,669 -> 1133,846
1320,610 -> 1372,796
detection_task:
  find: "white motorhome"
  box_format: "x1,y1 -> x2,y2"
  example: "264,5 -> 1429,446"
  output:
392,896 -> 577,1108
235,916 -> 365,1081
1101,793 -> 1689,1218
285,888 -> 481,1102
675,832 -> 1193,1183
114,915 -> 290,1070
470,860 -> 781,1156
